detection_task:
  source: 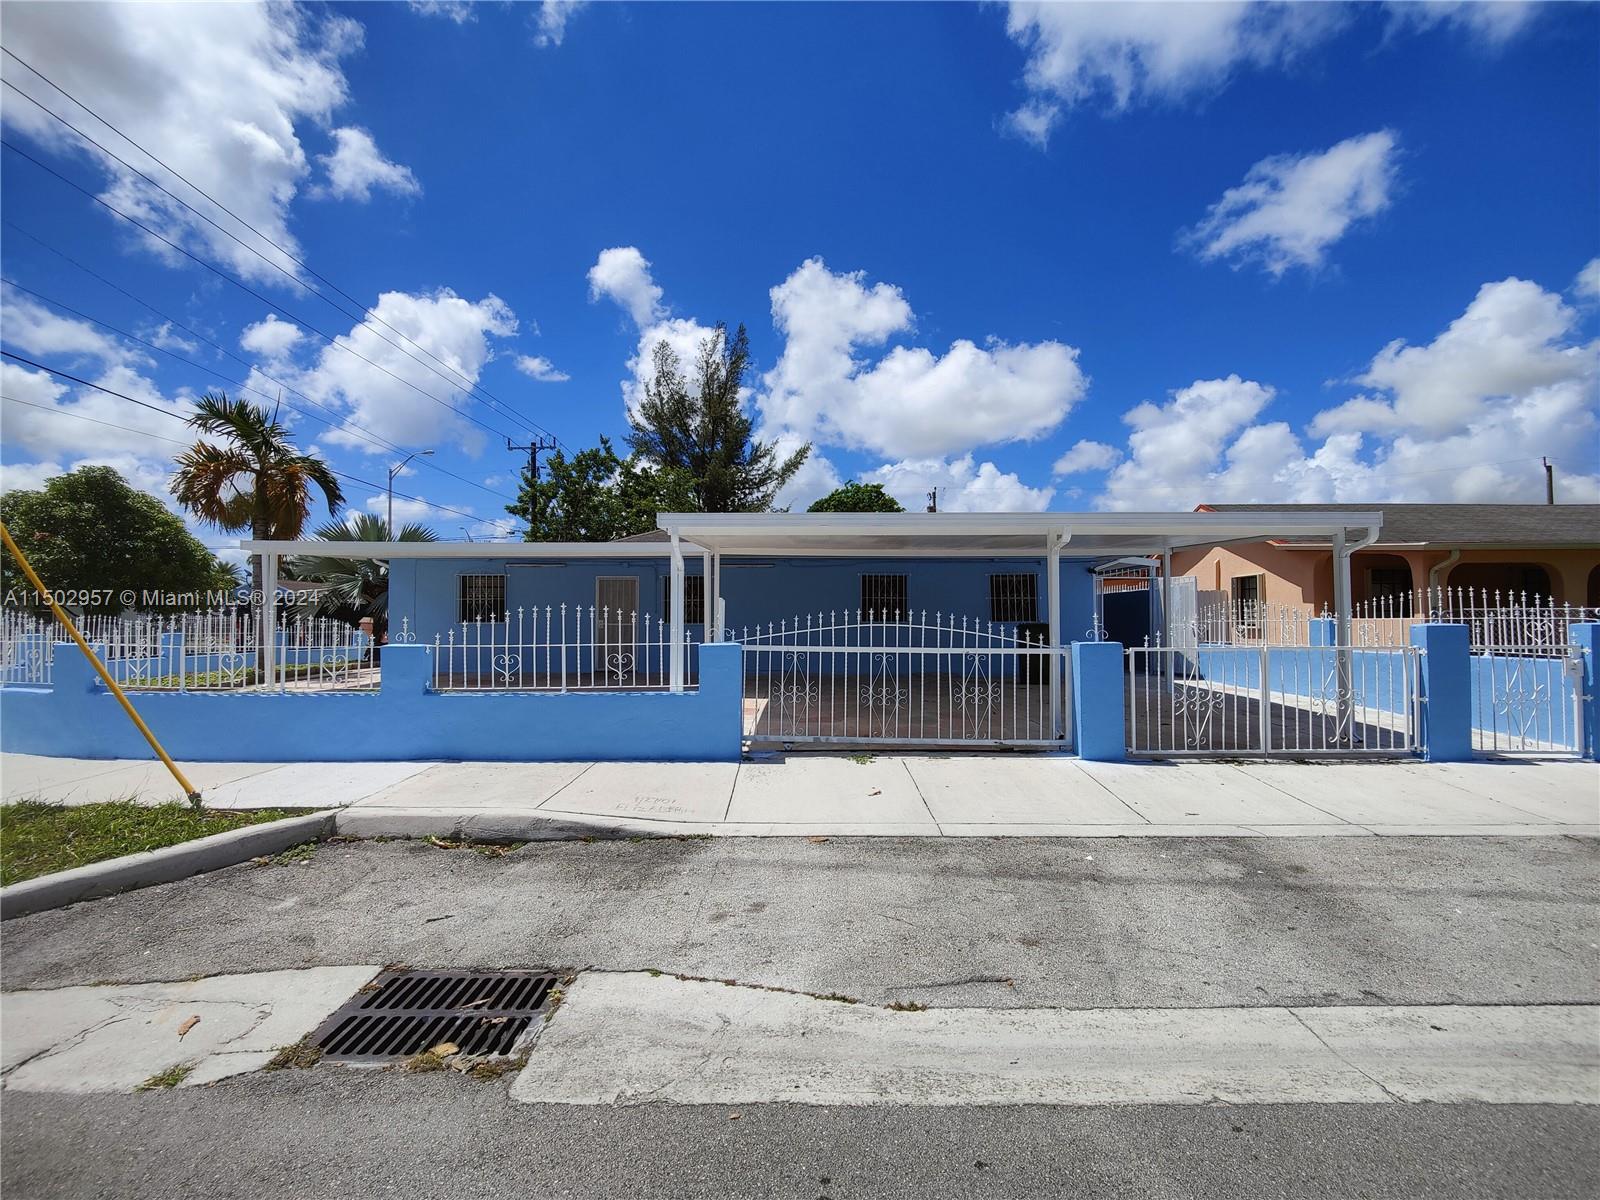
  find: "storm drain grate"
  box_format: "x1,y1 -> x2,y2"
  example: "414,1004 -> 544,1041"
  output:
310,969 -> 559,1062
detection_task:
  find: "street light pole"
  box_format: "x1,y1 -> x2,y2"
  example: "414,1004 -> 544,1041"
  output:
387,450 -> 433,536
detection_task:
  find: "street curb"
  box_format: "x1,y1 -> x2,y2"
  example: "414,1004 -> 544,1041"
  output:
0,811 -> 338,920
334,806 -> 702,842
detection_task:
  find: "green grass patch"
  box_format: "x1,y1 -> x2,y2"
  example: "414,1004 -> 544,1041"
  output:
137,1063 -> 194,1090
0,800 -> 306,886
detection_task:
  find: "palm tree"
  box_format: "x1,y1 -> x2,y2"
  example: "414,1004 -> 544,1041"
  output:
289,513 -> 437,636
170,393 -> 345,599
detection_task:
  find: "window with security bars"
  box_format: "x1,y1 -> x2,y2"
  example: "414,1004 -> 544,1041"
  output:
859,573 -> 908,620
988,573 -> 1038,623
458,574 -> 506,623
661,575 -> 707,622
1368,567 -> 1413,613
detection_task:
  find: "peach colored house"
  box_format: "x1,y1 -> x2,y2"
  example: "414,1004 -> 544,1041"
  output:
1174,503 -> 1600,614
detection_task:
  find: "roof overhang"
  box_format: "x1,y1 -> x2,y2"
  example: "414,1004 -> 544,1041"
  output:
655,511 -> 1384,558
237,540 -> 708,559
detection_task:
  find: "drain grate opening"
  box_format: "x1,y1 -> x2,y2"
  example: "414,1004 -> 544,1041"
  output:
311,969 -> 559,1062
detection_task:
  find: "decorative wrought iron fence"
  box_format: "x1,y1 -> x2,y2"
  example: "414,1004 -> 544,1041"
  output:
1125,640 -> 1421,757
0,608 -> 54,685
429,605 -> 698,691
1349,587 -> 1598,652
737,610 -> 1069,747
0,606 -> 376,692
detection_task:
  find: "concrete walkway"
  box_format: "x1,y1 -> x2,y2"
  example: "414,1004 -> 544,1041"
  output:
2,752 -> 1595,838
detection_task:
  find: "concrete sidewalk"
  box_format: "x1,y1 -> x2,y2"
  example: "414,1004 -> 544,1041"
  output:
2,752 -> 1595,838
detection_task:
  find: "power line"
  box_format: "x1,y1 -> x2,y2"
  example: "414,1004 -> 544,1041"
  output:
1,391 -> 187,444
0,269 -> 520,504
1,138 -> 530,448
0,352 -> 492,525
0,48 -> 564,447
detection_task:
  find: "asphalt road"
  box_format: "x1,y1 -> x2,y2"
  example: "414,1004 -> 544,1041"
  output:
2,835 -> 1596,1198
3,835 -> 1596,1008
3,1071 -> 1596,1200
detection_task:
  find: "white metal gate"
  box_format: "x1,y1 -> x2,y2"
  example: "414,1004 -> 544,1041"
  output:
738,612 -> 1071,749
1472,643 -> 1586,757
1126,642 -> 1421,757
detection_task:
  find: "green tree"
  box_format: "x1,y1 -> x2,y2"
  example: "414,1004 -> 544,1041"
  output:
169,392 -> 344,597
287,513 -> 437,634
1,466 -> 237,613
628,323 -> 809,512
807,482 -> 905,513
509,436 -> 696,541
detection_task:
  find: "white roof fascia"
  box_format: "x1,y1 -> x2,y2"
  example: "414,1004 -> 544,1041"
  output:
237,540 -> 708,559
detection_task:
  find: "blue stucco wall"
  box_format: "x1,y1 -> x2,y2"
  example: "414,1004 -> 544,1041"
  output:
389,554 -> 1100,645
0,643 -> 743,763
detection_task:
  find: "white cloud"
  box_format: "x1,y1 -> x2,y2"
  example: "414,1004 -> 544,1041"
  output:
239,313 -> 305,360
514,355 -> 570,383
146,322 -> 198,354
770,437 -> 843,513
2,287 -> 141,365
0,3 -> 408,285
1385,1 -> 1540,46
292,288 -> 519,452
588,246 -> 665,328
363,493 -> 449,526
315,127 -> 421,202
868,455 -> 1055,513
1323,277 -> 1589,435
408,1 -> 476,24
1000,98 -> 1062,150
1574,258 -> 1600,301
534,1 -> 588,47
0,359 -> 189,464
1093,275 -> 1600,509
1001,1 -> 1341,145
1052,439 -> 1122,476
1183,131 -> 1399,276
999,2 -> 1540,149
759,257 -> 1087,458
590,250 -> 1088,497
587,247 -> 718,417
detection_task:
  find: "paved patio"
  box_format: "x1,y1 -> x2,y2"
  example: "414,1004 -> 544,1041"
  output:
1,752 -> 1594,838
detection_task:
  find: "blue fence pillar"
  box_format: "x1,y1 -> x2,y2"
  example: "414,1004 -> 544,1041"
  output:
1071,640 -> 1124,761
380,643 -> 432,694
53,641 -> 109,693
1307,616 -> 1336,647
1574,623 -> 1598,762
1409,622 -> 1471,762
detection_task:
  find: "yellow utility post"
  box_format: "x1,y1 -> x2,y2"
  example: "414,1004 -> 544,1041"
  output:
0,520 -> 201,806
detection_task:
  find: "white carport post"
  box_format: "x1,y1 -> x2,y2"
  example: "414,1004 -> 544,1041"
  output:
1160,542 -> 1172,645
1046,531 -> 1062,739
1332,528 -> 1353,743
668,530 -> 685,692
260,550 -> 278,691
701,549 -> 713,641
711,550 -> 723,641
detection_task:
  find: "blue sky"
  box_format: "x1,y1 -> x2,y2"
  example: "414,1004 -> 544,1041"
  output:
1,0 -> 1596,551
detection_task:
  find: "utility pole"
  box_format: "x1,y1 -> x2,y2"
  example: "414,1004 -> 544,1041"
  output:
1543,456 -> 1555,505
509,434 -> 560,485
926,488 -> 937,513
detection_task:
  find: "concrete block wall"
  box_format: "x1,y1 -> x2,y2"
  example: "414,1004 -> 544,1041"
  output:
0,643 -> 744,763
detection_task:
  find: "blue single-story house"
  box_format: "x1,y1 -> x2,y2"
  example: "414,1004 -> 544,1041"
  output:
9,509 -> 1595,763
